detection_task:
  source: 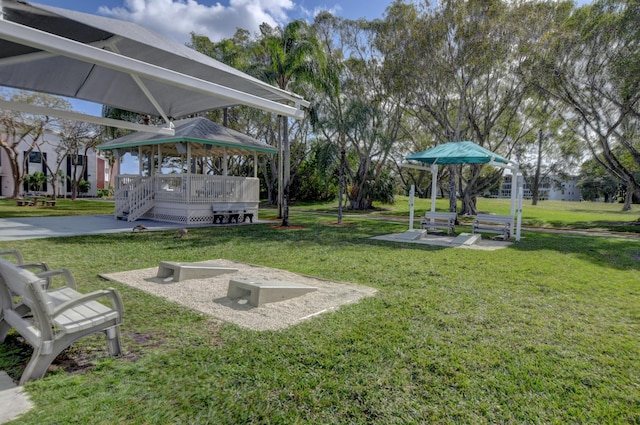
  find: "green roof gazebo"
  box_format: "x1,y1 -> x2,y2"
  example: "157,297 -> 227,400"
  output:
97,117 -> 277,224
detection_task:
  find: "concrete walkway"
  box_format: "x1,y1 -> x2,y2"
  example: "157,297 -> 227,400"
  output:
0,372 -> 33,423
0,215 -> 198,241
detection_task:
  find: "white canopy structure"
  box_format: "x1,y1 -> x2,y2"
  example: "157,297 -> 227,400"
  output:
0,0 -> 308,135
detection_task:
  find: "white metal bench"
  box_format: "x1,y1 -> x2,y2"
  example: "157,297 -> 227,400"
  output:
420,211 -> 457,235
0,258 -> 124,384
211,204 -> 255,224
472,213 -> 512,239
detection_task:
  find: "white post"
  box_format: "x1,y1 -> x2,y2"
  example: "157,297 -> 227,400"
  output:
516,172 -> 524,241
223,147 -> 228,176
253,152 -> 258,178
430,164 -> 438,213
409,184 -> 415,230
509,169 -> 518,237
157,144 -> 162,175
186,143 -> 191,201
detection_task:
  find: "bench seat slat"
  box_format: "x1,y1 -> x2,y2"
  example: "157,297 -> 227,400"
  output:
472,214 -> 512,239
420,212 -> 457,235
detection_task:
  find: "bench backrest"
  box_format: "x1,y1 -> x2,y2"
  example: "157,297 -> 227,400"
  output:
0,258 -> 54,315
475,213 -> 512,224
0,258 -> 56,347
424,212 -> 457,220
0,250 -> 24,265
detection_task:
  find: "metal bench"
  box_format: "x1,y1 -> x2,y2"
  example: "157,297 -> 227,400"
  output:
212,208 -> 254,224
0,258 -> 123,384
420,211 -> 457,235
472,213 -> 512,239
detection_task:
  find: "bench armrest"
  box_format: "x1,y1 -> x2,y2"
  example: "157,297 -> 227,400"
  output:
35,268 -> 77,290
0,250 -> 24,264
52,288 -> 123,321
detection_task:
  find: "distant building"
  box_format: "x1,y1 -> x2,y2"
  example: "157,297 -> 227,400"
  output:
497,175 -> 581,202
0,131 -> 115,197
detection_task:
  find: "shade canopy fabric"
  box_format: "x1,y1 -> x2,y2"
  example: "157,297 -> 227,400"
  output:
405,141 -> 512,165
0,0 -> 306,128
97,117 -> 277,157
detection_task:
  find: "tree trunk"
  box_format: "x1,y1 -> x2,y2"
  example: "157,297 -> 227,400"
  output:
461,192 -> 478,216
532,129 -> 543,206
623,181 -> 634,211
337,134 -> 346,225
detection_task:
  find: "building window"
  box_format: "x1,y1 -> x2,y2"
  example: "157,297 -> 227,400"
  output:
28,151 -> 42,163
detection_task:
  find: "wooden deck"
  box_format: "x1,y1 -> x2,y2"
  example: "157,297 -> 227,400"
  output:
114,174 -> 260,224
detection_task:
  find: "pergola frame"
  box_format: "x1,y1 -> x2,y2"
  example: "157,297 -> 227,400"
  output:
402,159 -> 524,241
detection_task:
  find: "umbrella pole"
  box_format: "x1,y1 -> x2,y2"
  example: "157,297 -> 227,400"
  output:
430,164 -> 438,213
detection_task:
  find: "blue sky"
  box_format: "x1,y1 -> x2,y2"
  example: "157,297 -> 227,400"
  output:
33,0 -> 392,44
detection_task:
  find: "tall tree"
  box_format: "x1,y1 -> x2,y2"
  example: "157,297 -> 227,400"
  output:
384,0 -> 569,214
312,13 -> 402,217
252,20 -> 326,226
539,0 -> 640,211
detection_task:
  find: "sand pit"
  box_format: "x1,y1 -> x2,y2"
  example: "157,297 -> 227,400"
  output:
100,259 -> 377,331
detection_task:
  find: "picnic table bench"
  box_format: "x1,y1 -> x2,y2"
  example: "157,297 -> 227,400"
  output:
212,205 -> 254,224
0,258 -> 123,384
16,199 -> 34,206
472,213 -> 512,239
420,211 -> 457,235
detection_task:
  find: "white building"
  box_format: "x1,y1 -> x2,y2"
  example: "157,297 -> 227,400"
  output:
498,175 -> 581,201
0,131 -> 115,198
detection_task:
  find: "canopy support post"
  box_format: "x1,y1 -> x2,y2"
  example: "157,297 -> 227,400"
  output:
409,185 -> 415,230
253,152 -> 258,178
430,164 -> 438,213
516,172 -> 523,241
509,167 -> 518,238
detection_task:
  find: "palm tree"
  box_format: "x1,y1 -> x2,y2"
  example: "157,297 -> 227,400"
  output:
252,21 -> 326,226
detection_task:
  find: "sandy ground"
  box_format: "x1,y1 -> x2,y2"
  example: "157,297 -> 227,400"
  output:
100,259 -> 377,331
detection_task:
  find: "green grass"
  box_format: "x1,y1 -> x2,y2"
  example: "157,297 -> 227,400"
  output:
0,207 -> 639,424
293,196 -> 640,233
0,198 -> 115,218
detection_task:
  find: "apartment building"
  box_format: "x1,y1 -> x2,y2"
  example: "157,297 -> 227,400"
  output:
0,130 -> 115,197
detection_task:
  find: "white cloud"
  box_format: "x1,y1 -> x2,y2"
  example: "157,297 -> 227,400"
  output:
99,0 -> 296,44
298,3 -> 341,19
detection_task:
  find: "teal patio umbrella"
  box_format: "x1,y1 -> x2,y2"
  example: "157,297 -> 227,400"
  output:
403,141 -> 522,240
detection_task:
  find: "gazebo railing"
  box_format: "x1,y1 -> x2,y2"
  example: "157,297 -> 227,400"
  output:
115,174 -> 259,221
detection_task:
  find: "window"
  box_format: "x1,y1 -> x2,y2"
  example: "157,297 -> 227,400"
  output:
28,151 -> 42,163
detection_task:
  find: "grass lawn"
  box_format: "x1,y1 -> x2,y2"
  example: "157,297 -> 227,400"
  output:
0,198 -> 115,218
293,196 -> 640,233
0,203 -> 639,423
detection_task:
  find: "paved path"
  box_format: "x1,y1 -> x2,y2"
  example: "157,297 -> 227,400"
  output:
0,372 -> 33,423
0,215 -> 201,241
